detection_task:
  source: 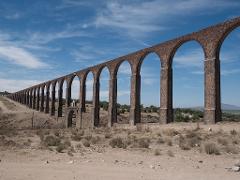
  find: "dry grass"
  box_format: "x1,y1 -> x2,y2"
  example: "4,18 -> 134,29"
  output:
82,139 -> 91,147
163,128 -> 179,137
109,137 -> 127,149
204,142 -> 220,155
167,150 -> 174,157
0,96 -> 17,110
154,148 -> 161,156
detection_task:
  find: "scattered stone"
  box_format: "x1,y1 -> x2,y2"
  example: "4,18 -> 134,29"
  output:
149,165 -> 155,169
231,166 -> 240,172
234,160 -> 240,167
114,160 -> 119,163
198,160 -> 203,163
138,161 -> 143,165
46,160 -> 49,164
67,160 -> 74,164
208,128 -> 212,132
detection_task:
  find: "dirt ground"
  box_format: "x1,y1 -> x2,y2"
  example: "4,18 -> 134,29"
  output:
0,96 -> 240,180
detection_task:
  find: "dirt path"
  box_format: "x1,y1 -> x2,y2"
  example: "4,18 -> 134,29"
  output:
0,148 -> 239,180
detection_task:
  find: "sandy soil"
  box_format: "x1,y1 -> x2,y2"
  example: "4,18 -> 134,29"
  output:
0,96 -> 240,180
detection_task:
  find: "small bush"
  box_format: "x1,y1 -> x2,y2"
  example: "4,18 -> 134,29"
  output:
75,143 -> 82,149
71,133 -> 82,141
56,143 -> 66,153
44,135 -> 61,146
137,138 -> 150,148
204,143 -> 220,155
178,136 -> 191,150
230,129 -> 237,136
82,139 -> 90,147
54,130 -> 61,137
91,136 -> 101,144
109,137 -> 126,148
166,138 -> 172,146
163,129 -> 179,137
167,150 -> 174,157
217,138 -> 228,146
105,133 -> 112,139
225,145 -> 239,154
157,138 -> 165,144
84,135 -> 92,141
63,139 -> 71,147
154,149 -> 161,156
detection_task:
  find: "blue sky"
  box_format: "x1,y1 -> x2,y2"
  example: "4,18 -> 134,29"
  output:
0,0 -> 240,107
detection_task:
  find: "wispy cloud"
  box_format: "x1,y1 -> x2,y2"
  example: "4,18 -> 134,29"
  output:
221,69 -> 240,76
0,45 -> 47,69
27,28 -> 90,45
174,48 -> 204,68
4,12 -> 22,20
94,0 -> 240,38
0,78 -> 41,92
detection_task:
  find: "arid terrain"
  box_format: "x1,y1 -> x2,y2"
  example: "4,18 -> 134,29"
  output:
0,96 -> 240,180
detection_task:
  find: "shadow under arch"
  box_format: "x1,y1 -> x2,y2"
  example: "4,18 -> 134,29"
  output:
171,40 -> 205,122
116,60 -> 132,124
66,109 -> 77,128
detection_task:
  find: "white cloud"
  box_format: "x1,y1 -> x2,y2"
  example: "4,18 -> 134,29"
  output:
0,45 -> 47,69
4,12 -> 21,20
174,48 -> 204,68
94,0 -> 240,38
0,45 -> 48,69
221,69 -> 240,76
27,29 -> 89,45
0,78 -> 41,93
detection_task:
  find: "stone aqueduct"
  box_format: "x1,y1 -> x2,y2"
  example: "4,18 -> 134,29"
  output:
7,17 -> 240,128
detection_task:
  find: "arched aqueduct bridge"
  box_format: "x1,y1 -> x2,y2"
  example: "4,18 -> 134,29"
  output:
7,17 -> 240,128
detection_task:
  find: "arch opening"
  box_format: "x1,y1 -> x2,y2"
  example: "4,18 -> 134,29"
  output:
172,41 -> 204,122
62,80 -> 67,117
99,67 -> 110,127
139,52 -> 161,123
219,27 -> 240,121
116,60 -> 131,124
70,76 -> 80,107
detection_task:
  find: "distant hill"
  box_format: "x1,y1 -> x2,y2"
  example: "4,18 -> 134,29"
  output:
191,103 -> 240,111
221,103 -> 240,110
0,91 -> 10,96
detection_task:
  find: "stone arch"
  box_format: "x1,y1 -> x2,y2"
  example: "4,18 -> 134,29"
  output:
136,50 -> 163,74
219,25 -> 240,117
216,21 -> 240,57
114,59 -> 133,77
169,39 -> 206,67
